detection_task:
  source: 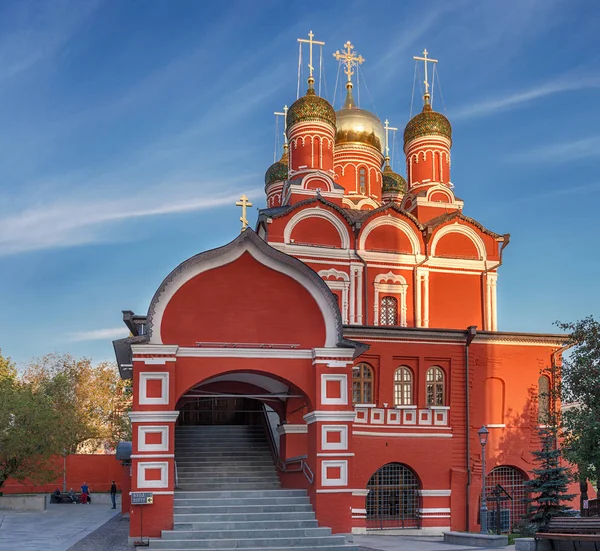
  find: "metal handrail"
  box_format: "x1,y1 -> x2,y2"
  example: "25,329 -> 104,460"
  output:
301,461 -> 314,484
174,461 -> 179,488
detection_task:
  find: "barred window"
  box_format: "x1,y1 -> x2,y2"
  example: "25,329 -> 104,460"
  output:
359,168 -> 367,194
538,375 -> 550,424
426,366 -> 445,406
394,367 -> 413,406
353,363 -> 373,404
380,296 -> 398,326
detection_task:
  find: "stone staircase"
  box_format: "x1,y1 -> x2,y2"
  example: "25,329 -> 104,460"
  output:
149,424 -> 357,550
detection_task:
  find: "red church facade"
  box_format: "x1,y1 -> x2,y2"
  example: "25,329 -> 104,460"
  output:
114,40 -> 567,541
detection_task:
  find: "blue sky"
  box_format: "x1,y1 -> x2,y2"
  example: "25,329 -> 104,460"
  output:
1,0 -> 599,366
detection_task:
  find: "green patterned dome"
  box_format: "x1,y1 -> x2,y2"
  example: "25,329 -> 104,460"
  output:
382,163 -> 407,194
287,85 -> 336,131
265,150 -> 288,188
404,103 -> 452,147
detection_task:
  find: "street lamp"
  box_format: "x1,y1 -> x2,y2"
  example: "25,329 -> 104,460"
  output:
62,448 -> 67,493
478,425 -> 489,534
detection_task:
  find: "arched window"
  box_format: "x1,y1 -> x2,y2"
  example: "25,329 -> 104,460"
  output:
366,463 -> 421,529
538,375 -> 550,425
486,466 -> 529,533
426,366 -> 445,406
359,168 -> 367,194
394,367 -> 413,406
380,296 -> 399,326
353,363 -> 373,404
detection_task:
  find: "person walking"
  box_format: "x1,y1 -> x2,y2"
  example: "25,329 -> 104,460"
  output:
81,482 -> 89,504
110,480 -> 117,509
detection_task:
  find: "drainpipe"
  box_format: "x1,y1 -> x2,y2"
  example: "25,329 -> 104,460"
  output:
480,234 -> 510,330
354,223 -> 368,325
414,227 -> 432,327
465,325 -> 477,532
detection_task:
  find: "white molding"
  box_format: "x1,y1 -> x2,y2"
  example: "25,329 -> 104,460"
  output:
355,424 -> 451,430
304,411 -> 356,424
177,347 -> 313,359
312,347 -> 355,359
276,424 -> 308,435
353,431 -> 453,438
352,489 -> 370,497
319,269 -> 350,324
321,425 -> 348,451
129,490 -> 174,495
138,425 -> 169,452
139,372 -> 169,406
284,208 -> 350,249
419,489 -> 451,497
486,424 -> 506,428
352,508 -> 368,514
129,411 -> 180,423
317,452 -> 355,457
430,222 -> 487,260
321,374 -> 348,406
321,460 -> 348,487
132,344 -> 179,355
136,358 -> 176,365
359,214 -> 420,254
131,453 -> 174,458
137,461 -> 168,489
418,507 -> 451,514
373,272 -> 408,327
317,489 -> 356,493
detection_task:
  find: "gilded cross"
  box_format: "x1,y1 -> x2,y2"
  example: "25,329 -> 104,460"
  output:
274,104 -> 289,145
413,48 -> 438,97
383,119 -> 398,160
297,30 -> 325,78
333,41 -> 365,84
236,194 -> 253,233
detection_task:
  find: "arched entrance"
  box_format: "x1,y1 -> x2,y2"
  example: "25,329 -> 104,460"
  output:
486,465 -> 529,533
366,462 -> 421,530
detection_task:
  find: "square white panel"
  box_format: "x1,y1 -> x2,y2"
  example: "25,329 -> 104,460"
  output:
404,410 -> 416,425
321,425 -> 348,451
321,374 -> 348,405
321,460 -> 348,487
419,409 -> 432,425
138,425 -> 169,452
434,409 -> 448,426
370,408 -> 385,424
354,408 -> 368,424
139,372 -> 169,405
387,410 -> 401,425
137,461 -> 168,489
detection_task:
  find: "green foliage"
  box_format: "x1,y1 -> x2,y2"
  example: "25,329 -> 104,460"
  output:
524,363 -> 575,531
557,316 -> 600,489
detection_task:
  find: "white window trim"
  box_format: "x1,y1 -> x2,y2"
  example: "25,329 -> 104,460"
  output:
374,273 -> 408,327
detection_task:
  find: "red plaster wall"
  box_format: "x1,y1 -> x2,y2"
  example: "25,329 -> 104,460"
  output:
290,216 -> 342,248
435,233 -> 481,259
161,252 -> 326,348
364,225 -> 414,254
428,272 -> 482,328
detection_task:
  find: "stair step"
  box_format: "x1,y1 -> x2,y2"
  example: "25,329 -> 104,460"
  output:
174,512 -> 316,522
161,528 -> 331,540
149,535 -> 348,549
174,490 -> 306,499
172,520 -> 319,531
174,497 -> 309,507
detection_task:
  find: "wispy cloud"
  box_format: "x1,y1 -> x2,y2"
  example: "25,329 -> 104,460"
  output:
67,327 -> 129,342
511,136 -> 600,164
507,181 -> 600,206
453,75 -> 600,120
0,182 -> 262,256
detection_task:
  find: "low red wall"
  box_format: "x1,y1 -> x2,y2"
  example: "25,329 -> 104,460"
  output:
2,454 -> 123,494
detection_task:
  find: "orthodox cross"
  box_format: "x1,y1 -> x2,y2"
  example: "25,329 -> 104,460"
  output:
333,41 -> 365,84
413,48 -> 438,97
297,30 -> 325,78
383,119 -> 398,160
274,104 -> 289,146
236,194 -> 253,233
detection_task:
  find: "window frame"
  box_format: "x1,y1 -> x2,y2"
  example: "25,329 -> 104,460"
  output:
379,295 -> 399,326
359,168 -> 367,194
425,366 -> 446,406
352,363 -> 374,405
394,366 -> 413,406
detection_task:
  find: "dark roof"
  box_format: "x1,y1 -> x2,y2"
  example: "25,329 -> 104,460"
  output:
425,211 -> 504,239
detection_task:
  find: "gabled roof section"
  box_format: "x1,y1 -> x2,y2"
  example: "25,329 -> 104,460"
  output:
258,195 -> 356,227
426,210 -> 505,240
354,202 -> 424,231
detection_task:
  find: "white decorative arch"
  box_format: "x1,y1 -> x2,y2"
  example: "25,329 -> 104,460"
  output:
430,222 -> 487,260
284,207 -> 350,249
147,231 -> 344,348
302,173 -> 335,192
373,271 -> 408,327
354,197 -> 380,210
426,184 -> 455,203
359,214 -> 421,255
319,269 -> 350,324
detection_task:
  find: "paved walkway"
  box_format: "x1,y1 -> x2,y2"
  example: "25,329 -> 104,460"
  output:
0,503 -> 119,551
354,535 -> 517,550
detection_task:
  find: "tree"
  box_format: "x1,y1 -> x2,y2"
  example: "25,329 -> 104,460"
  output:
557,316 -> 600,490
23,354 -> 131,453
523,364 -> 575,531
0,350 -> 66,490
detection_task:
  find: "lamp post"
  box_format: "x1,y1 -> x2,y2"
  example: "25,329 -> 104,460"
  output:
478,425 -> 489,534
62,448 -> 67,493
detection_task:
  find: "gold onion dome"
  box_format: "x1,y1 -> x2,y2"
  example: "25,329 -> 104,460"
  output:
403,102 -> 452,147
382,162 -> 407,193
287,79 -> 336,130
264,149 -> 288,188
335,85 -> 385,153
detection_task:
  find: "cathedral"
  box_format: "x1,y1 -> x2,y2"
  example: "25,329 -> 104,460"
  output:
114,34 -> 567,544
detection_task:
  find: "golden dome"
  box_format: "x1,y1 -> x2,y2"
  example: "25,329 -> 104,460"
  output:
404,102 -> 452,147
335,85 -> 384,153
287,79 -> 336,131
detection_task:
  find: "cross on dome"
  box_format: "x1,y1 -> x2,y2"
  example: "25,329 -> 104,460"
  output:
383,119 -> 398,161
333,41 -> 365,88
297,30 -> 325,80
274,105 -> 289,147
413,48 -> 438,103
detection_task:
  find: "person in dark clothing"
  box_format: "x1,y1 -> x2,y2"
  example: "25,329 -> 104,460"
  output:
110,480 -> 117,509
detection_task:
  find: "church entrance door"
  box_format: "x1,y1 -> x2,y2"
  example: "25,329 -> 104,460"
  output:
178,396 -> 263,426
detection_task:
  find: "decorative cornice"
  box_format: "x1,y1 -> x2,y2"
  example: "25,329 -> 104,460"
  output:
426,210 -> 504,240
129,411 -> 180,423
304,411 -> 356,424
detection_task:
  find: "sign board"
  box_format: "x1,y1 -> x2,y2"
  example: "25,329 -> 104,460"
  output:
131,492 -> 153,505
